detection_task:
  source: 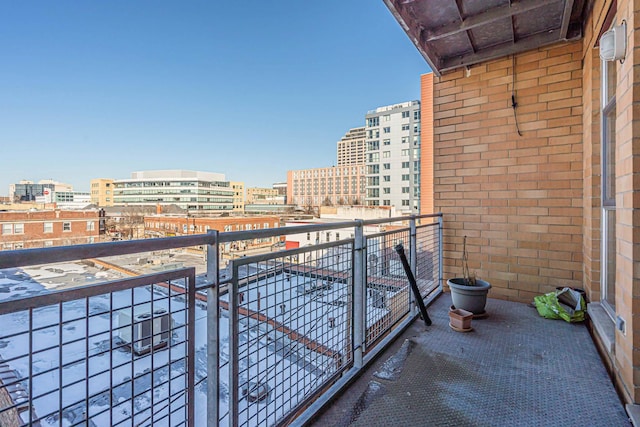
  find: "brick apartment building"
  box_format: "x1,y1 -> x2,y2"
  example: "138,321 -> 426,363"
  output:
287,165 -> 367,208
144,214 -> 282,252
386,0 -> 640,412
0,210 -> 105,250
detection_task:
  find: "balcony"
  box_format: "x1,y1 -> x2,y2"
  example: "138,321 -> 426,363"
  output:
0,214 -> 628,426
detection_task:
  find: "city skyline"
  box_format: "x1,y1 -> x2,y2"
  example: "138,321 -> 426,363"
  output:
0,1 -> 429,196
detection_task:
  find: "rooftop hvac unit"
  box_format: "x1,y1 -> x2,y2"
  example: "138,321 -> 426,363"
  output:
119,308 -> 173,355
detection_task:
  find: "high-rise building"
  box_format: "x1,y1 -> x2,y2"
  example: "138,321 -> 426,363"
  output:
113,170 -> 234,212
337,127 -> 366,166
364,101 -> 421,214
90,178 -> 115,207
287,165 -> 366,208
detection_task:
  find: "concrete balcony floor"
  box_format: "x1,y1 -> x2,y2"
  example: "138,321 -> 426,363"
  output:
311,294 -> 630,426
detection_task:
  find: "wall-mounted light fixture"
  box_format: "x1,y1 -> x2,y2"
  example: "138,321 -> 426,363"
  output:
599,20 -> 626,63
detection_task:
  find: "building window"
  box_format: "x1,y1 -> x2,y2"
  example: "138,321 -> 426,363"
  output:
402,200 -> 410,206
402,174 -> 410,181
307,232 -> 310,241
383,163 -> 391,170
44,222 -> 53,233
1,224 -> 12,235
414,111 -> 420,120
63,222 -> 71,232
383,114 -> 390,121
383,151 -> 391,158
383,139 -> 390,145
87,221 -> 95,231
402,136 -> 409,143
383,176 -> 391,182
402,187 -> 410,193
601,39 -> 617,315
402,162 -> 410,168
402,111 -> 410,118
402,124 -> 410,131
383,200 -> 391,206
383,187 -> 390,194
383,127 -> 391,133
14,223 -> 24,234
401,149 -> 410,156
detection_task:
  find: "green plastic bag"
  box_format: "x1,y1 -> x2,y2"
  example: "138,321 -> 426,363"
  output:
534,287 -> 586,323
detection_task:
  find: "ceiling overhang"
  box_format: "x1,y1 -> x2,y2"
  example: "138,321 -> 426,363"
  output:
383,0 -> 587,76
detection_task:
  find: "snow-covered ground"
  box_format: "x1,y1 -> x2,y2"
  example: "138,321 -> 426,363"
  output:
0,261 -> 393,427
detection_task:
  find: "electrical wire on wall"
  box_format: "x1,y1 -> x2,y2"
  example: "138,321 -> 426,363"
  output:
511,54 -> 523,136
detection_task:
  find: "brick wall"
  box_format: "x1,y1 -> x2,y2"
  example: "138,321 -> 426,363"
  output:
0,210 -> 103,249
420,73 -> 434,215
433,42 -> 584,302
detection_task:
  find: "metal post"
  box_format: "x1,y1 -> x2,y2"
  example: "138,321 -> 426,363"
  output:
206,230 -> 219,427
353,220 -> 365,368
187,269 -> 197,427
229,261 -> 240,427
409,217 -> 417,314
438,214 -> 444,292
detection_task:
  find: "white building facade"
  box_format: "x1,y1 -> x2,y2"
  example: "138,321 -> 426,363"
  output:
364,101 -> 421,215
113,170 -> 234,212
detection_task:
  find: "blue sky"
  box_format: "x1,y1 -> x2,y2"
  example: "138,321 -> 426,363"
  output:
0,1 -> 429,195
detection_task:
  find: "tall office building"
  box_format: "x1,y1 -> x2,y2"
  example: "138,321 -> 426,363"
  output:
364,101 -> 421,214
113,170 -> 234,212
337,127 -> 366,166
230,181 -> 245,213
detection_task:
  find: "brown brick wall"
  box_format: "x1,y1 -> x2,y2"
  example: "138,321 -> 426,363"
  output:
0,210 -> 103,249
433,42 -> 584,302
420,73 -> 434,215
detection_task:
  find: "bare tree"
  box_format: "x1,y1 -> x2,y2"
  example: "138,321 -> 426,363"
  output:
322,196 -> 333,207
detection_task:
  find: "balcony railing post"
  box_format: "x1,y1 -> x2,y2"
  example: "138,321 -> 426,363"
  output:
229,261 -> 240,427
187,269 -> 197,427
353,220 -> 365,368
438,214 -> 444,291
409,216 -> 417,314
206,230 -> 219,427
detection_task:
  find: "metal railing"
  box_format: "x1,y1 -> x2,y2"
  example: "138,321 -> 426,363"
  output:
0,214 -> 442,426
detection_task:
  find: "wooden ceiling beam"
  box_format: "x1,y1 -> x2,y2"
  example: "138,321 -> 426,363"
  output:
426,0 -> 559,42
559,0 -> 575,39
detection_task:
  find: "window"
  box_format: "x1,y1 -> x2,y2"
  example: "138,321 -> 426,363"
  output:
336,232 -> 340,240
383,151 -> 391,158
383,188 -> 391,194
402,174 -> 410,181
367,140 -> 379,151
224,225 -> 232,232
402,200 -> 410,206
383,163 -> 391,170
2,224 -> 12,235
368,176 -> 380,186
383,139 -> 390,145
402,111 -> 410,118
402,162 -> 410,168
14,223 -> 24,234
367,117 -> 379,127
63,222 -> 71,232
402,136 -> 409,143
402,124 -> 410,131
601,40 -> 617,315
402,187 -> 410,193
383,176 -> 391,182
44,222 -> 53,233
383,127 -> 391,133
401,149 -> 410,156
383,114 -> 390,121
86,221 -> 95,231
368,153 -> 379,162
307,232 -> 310,241
414,110 -> 420,120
